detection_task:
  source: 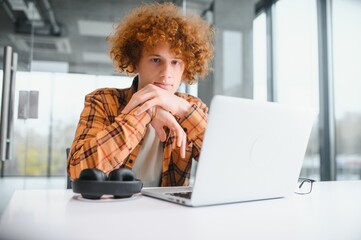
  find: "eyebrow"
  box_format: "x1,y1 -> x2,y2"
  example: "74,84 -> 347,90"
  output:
146,53 -> 182,60
147,53 -> 161,57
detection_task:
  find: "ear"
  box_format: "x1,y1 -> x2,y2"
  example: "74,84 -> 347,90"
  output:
131,69 -> 139,74
132,64 -> 139,74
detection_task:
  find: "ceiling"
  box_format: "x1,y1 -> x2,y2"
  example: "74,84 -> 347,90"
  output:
0,0 -> 213,75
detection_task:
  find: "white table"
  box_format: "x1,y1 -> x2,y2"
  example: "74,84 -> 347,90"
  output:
1,181 -> 361,240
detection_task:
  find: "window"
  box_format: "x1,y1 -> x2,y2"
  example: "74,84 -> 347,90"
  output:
265,0 -> 320,179
254,0 -> 361,180
3,71 -> 132,176
253,12 -> 267,101
332,0 -> 361,180
273,0 -> 319,110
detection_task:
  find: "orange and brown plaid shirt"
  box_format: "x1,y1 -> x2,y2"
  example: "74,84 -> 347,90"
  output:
67,78 -> 208,186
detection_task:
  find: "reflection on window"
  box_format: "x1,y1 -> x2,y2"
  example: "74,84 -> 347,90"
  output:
333,0 -> 361,180
253,12 -> 267,101
4,71 -> 132,176
273,0 -> 319,179
223,30 -> 243,97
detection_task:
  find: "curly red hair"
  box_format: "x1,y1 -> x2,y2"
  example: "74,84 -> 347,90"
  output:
108,2 -> 215,84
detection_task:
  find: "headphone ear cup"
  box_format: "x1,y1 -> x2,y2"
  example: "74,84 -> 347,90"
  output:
78,168 -> 107,199
108,168 -> 137,198
108,168 -> 136,181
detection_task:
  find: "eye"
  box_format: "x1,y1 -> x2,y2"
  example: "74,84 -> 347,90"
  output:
171,60 -> 180,65
151,58 -> 160,63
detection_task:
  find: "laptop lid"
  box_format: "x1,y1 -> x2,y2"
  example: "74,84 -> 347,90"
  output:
141,95 -> 315,207
189,95 -> 315,206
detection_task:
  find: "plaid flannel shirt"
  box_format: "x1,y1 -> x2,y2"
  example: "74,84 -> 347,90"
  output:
67,78 -> 208,186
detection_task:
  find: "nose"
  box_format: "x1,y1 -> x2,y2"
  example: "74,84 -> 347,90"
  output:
160,62 -> 172,79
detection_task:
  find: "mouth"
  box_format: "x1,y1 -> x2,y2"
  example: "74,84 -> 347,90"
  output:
153,82 -> 173,90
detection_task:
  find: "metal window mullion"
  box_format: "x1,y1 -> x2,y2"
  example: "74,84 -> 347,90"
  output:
317,0 -> 336,181
1,47 -> 12,162
1,46 -> 17,177
7,52 -> 17,162
266,4 -> 275,102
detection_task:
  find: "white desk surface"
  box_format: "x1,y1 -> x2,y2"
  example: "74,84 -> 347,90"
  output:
1,181 -> 361,240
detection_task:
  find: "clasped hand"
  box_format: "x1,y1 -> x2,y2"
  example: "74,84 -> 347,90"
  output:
122,84 -> 191,158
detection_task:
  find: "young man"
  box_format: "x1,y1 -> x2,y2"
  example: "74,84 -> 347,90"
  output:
67,2 -> 215,187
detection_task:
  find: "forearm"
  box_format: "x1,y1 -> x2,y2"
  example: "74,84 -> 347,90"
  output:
179,103 -> 208,160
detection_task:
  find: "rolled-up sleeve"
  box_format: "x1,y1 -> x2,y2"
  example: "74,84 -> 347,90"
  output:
67,89 -> 151,180
178,97 -> 208,161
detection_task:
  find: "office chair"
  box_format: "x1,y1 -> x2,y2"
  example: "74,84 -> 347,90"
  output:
66,148 -> 71,189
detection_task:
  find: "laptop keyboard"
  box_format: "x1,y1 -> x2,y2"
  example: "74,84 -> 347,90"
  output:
168,191 -> 193,199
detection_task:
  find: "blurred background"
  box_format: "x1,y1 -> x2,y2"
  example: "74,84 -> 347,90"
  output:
0,0 -> 360,213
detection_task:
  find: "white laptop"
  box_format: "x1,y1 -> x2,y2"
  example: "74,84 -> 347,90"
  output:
141,95 -> 315,207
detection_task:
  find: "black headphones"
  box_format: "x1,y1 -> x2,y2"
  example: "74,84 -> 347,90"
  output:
72,168 -> 143,200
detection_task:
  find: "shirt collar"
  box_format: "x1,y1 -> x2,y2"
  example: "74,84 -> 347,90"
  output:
131,75 -> 139,92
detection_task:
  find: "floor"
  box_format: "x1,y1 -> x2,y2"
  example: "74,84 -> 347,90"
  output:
0,177 -> 67,217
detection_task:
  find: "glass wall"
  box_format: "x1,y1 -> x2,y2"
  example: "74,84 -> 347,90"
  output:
272,0 -> 320,179
3,71 -> 132,176
254,0 -> 361,180
332,0 -> 361,180
253,12 -> 267,101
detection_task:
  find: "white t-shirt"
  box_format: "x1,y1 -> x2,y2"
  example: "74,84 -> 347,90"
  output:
132,126 -> 163,187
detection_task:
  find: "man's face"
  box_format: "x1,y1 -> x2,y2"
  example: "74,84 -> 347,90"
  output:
136,43 -> 185,93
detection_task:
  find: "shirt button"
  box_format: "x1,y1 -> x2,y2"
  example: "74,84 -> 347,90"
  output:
129,159 -> 133,163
